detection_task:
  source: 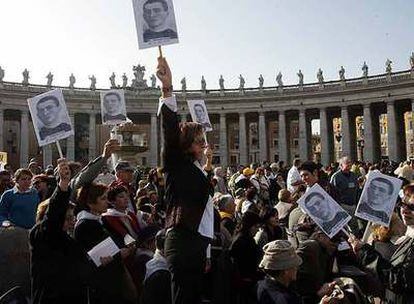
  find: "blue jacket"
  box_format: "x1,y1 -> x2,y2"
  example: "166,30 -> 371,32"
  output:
0,187 -> 40,229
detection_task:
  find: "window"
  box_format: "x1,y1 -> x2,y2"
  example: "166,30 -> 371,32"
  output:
293,139 -> 299,148
212,156 -> 220,165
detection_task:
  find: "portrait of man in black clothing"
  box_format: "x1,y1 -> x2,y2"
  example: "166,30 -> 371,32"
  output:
193,103 -> 212,131
142,0 -> 178,42
36,96 -> 71,140
101,91 -> 127,125
29,90 -> 74,145
356,175 -> 401,226
301,186 -> 350,238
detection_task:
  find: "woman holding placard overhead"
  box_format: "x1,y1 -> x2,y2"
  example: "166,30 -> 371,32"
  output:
156,56 -> 214,304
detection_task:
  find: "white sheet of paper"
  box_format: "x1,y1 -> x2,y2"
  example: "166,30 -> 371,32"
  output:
198,196 -> 214,239
124,234 -> 136,246
87,237 -> 120,267
187,100 -> 213,132
355,171 -> 402,227
297,184 -> 351,238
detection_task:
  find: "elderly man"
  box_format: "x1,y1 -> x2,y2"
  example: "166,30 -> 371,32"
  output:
330,156 -> 358,207
213,166 -> 228,194
143,0 -> 178,42
287,159 -> 304,194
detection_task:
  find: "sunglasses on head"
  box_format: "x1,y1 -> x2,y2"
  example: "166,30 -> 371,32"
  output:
398,201 -> 414,211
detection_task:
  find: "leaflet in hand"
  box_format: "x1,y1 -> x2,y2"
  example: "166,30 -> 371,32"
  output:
87,237 -> 120,267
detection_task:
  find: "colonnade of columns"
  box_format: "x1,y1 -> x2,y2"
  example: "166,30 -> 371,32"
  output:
1,97 -> 413,169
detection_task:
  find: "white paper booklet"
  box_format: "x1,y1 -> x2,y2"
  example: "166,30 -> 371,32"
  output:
87,237 -> 120,267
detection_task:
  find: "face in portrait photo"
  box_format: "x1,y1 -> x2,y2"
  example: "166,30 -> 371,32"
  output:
355,171 -> 402,226
101,90 -> 127,125
132,0 -> 179,49
28,89 -> 73,146
187,100 -> 213,132
305,192 -> 335,222
298,184 -> 351,238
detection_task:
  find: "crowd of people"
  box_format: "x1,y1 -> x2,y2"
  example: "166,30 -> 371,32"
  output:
1,57 -> 414,304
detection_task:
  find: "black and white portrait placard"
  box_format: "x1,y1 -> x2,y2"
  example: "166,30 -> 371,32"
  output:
132,0 -> 179,49
187,100 -> 213,132
27,89 -> 73,147
297,184 -> 351,238
100,90 -> 127,125
355,171 -> 402,227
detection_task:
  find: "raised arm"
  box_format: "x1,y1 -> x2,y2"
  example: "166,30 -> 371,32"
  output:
70,139 -> 120,192
45,159 -> 72,232
156,56 -> 182,171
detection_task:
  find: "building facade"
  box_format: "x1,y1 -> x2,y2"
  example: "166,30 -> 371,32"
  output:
0,67 -> 414,170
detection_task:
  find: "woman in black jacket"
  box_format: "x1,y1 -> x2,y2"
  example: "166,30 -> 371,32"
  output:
230,211 -> 263,304
156,57 -> 214,304
30,160 -> 92,304
74,182 -> 137,304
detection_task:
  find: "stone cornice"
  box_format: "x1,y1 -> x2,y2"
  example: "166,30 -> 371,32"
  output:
0,69 -> 413,115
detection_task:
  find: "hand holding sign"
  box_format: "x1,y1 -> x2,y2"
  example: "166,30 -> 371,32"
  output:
156,57 -> 173,98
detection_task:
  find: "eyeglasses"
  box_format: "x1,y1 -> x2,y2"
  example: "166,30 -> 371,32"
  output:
398,201 -> 414,211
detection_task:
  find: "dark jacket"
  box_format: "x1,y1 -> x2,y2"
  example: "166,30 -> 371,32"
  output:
30,187 -> 92,304
257,277 -> 303,304
295,240 -> 334,304
358,237 -> 414,304
74,216 -> 137,304
230,232 -> 263,286
161,104 -> 213,232
141,270 -> 171,304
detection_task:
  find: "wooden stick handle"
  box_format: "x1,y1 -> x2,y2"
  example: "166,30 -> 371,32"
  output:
158,46 -> 163,58
56,141 -> 64,159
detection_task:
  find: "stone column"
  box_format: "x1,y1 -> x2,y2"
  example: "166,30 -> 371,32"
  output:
150,113 -> 158,167
239,112 -> 248,165
43,145 -> 52,168
258,112 -> 268,162
89,113 -> 96,160
219,113 -> 228,167
66,114 -> 75,161
20,110 -> 29,167
363,105 -> 375,163
298,109 -> 310,161
341,106 -> 352,158
278,111 -> 288,163
0,108 -> 4,151
387,99 -> 401,162
320,108 -> 333,166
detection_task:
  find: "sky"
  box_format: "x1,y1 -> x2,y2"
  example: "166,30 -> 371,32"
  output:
0,0 -> 413,90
